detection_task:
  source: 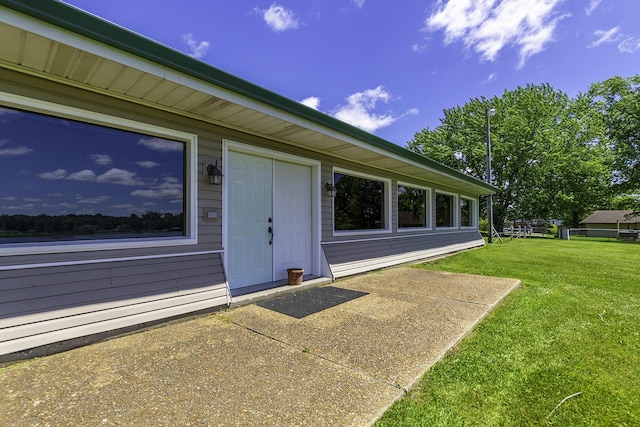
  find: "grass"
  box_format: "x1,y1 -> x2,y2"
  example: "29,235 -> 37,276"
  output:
375,237 -> 640,426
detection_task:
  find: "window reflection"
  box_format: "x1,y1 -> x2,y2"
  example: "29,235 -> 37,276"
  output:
435,193 -> 454,227
460,198 -> 472,227
0,106 -> 185,244
334,172 -> 385,231
398,185 -> 427,228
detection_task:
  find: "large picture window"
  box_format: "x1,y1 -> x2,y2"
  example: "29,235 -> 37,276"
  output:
435,192 -> 456,228
0,104 -> 189,247
398,185 -> 430,229
333,171 -> 387,231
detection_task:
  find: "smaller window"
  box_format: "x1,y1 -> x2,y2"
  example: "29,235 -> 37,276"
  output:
460,198 -> 474,227
398,185 -> 430,229
435,192 -> 456,228
333,171 -> 388,231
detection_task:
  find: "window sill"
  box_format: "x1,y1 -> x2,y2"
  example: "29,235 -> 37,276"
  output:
0,236 -> 197,257
332,229 -> 392,237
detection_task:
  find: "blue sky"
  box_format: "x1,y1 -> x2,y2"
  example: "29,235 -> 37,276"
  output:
62,0 -> 639,146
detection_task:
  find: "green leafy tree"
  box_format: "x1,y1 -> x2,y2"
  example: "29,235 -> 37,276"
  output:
588,75 -> 640,215
408,84 -> 612,228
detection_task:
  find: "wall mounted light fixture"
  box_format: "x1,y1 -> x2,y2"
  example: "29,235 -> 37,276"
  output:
206,160 -> 223,185
324,182 -> 337,198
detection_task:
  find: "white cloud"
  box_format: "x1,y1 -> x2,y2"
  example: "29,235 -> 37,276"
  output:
300,96 -> 320,110
352,0 -> 365,8
332,86 -> 418,133
484,71 -> 498,83
411,43 -> 427,53
0,108 -> 21,123
67,169 -> 96,182
0,145 -> 32,156
39,169 -> 67,180
136,160 -> 160,168
0,139 -> 32,156
589,27 -> 640,53
91,153 -> 112,165
131,177 -> 183,199
258,4 -> 299,32
2,203 -> 34,210
138,137 -> 183,152
182,33 -> 210,59
110,203 -> 136,210
619,37 -> 640,53
585,0 -> 602,15
426,0 -> 567,68
590,27 -> 620,47
96,168 -> 143,186
76,195 -> 111,204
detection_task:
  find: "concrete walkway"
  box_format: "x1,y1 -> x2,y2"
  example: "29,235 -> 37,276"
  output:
0,267 -> 520,427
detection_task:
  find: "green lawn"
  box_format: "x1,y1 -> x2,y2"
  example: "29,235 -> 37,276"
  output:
376,237 -> 640,426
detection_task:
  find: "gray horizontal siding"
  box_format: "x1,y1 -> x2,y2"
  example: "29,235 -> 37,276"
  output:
322,230 -> 484,278
0,253 -> 228,356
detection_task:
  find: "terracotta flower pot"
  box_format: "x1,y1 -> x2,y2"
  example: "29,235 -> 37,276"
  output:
286,268 -> 304,285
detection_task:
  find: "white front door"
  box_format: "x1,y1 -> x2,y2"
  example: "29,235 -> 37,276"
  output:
227,151 -> 273,288
227,151 -> 312,290
273,160 -> 312,281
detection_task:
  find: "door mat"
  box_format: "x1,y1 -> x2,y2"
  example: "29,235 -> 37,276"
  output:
257,286 -> 369,319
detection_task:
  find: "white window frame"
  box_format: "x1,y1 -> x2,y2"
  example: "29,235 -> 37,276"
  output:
397,182 -> 432,231
0,91 -> 198,257
435,190 -> 458,229
459,196 -> 477,228
332,167 -> 392,236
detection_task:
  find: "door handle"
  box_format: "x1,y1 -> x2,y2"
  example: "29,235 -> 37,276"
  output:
268,226 -> 273,245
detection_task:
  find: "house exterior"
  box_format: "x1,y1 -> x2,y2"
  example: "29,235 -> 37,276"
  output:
0,0 -> 494,361
579,210 -> 640,237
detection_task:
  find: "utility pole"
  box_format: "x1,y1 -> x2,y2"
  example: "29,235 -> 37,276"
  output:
486,107 -> 495,243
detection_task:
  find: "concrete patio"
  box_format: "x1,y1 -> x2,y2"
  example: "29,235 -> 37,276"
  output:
0,267 -> 520,426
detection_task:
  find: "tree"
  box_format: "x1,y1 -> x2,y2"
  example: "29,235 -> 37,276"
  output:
529,93 -> 613,227
408,84 -> 612,228
588,75 -> 640,195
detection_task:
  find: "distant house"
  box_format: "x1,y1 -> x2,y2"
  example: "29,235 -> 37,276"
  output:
579,210 -> 640,237
0,0 -> 494,361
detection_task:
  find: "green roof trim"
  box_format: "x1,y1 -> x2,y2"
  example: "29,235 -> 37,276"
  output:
1,0 -> 494,192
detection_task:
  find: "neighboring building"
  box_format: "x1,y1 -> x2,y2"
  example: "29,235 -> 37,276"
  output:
579,210 -> 640,237
0,0 -> 494,360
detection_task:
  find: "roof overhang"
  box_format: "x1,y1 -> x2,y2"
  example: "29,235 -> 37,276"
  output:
0,0 -> 495,195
